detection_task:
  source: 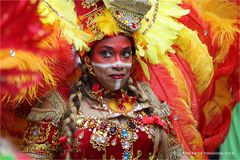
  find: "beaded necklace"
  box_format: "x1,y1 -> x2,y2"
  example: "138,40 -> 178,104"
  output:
83,83 -> 148,118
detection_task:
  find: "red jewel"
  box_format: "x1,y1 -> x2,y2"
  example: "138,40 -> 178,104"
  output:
116,10 -> 120,15
98,91 -> 103,96
131,23 -> 137,29
92,83 -> 99,92
123,95 -> 129,102
132,96 -> 137,103
118,103 -> 125,110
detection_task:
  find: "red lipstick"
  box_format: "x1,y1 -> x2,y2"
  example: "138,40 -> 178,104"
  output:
109,74 -> 125,79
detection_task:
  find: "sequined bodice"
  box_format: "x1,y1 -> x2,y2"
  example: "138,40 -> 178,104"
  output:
67,113 -> 156,160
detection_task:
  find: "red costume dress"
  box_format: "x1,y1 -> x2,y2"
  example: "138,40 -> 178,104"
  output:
22,84 -> 183,159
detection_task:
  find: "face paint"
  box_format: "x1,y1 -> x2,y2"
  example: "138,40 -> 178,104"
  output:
91,61 -> 132,68
114,79 -> 121,90
92,61 -> 132,90
90,35 -> 133,91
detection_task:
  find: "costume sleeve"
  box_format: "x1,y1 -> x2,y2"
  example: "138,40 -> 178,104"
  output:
156,102 -> 185,160
21,91 -> 67,159
139,82 -> 185,160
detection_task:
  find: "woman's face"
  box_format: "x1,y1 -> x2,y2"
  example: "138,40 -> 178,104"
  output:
90,35 -> 133,91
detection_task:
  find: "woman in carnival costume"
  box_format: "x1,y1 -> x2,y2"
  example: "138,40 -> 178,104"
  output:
0,0 -> 239,159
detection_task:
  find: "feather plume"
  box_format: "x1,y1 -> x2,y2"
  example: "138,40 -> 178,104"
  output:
0,49 -> 55,105
183,0 -> 240,63
0,1 -> 48,51
133,63 -> 205,158
149,64 -> 205,159
0,69 -> 41,97
175,27 -> 214,95
203,108 -> 232,152
228,64 -> 240,101
37,31 -> 77,83
170,54 -> 199,121
136,0 -> 189,64
95,9 -> 122,36
215,41 -> 239,79
38,0 -> 92,51
201,78 -> 233,152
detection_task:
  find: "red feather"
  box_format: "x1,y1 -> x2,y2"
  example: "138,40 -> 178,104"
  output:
0,1 -> 49,54
132,60 -> 205,158
169,53 -> 199,122
203,107 -> 232,152
179,3 -> 219,58
0,68 -> 41,96
215,43 -> 239,79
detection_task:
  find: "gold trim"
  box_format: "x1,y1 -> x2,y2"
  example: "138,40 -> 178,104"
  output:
27,90 -> 67,125
22,143 -> 54,159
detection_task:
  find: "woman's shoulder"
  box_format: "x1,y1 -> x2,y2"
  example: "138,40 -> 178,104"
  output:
26,90 -> 68,125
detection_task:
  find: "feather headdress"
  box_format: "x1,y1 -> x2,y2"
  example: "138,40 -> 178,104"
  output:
39,0 -> 189,80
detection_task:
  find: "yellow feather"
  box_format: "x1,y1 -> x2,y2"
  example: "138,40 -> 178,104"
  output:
135,56 -> 150,80
173,64 -> 191,107
175,27 -> 214,95
185,0 -> 240,63
38,0 -> 92,51
135,0 -> 189,66
203,77 -> 233,125
0,49 -> 55,104
95,9 -> 122,36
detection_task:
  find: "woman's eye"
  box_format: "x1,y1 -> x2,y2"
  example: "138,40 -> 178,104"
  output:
122,51 -> 132,58
101,51 -> 112,58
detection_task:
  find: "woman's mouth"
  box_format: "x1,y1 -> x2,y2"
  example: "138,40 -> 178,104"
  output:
109,74 -> 125,79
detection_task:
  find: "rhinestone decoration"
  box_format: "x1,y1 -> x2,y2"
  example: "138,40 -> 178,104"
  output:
133,132 -> 139,141
78,131 -> 84,139
140,125 -> 146,132
33,128 -> 39,136
128,121 -> 136,130
204,29 -> 208,36
123,151 -> 131,160
173,114 -> 179,121
9,49 -> 15,57
112,9 -> 141,33
121,128 -> 129,139
75,114 -> 155,158
111,138 -> 117,146
109,126 -> 118,135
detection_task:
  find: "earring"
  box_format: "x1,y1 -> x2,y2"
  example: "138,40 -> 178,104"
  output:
83,56 -> 95,76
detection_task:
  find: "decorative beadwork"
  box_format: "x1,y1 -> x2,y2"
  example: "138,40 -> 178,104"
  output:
111,8 -> 141,33
107,0 -> 152,34
75,114 -> 155,159
81,0 -> 99,9
142,0 -> 159,35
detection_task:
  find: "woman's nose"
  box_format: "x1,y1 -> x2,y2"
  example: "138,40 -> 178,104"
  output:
113,66 -> 124,71
112,61 -> 124,71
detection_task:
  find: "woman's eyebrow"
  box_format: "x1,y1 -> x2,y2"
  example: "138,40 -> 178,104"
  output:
100,46 -> 113,50
122,47 -> 132,50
